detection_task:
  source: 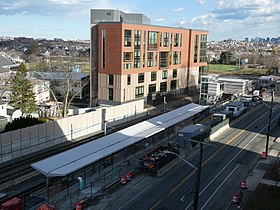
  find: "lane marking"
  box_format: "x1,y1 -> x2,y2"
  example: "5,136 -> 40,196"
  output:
150,114 -> 260,210
119,185 -> 152,210
151,105 -> 280,210
185,108 -> 280,210
201,164 -> 240,210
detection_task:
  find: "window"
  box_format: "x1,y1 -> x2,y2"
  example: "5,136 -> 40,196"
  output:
174,33 -> 179,47
173,51 -> 178,65
160,82 -> 167,92
148,31 -> 158,49
124,30 -> 132,47
173,69 -> 177,78
200,34 -> 207,62
147,52 -> 153,67
124,63 -> 131,69
163,32 -> 169,47
149,84 -> 156,94
124,52 -> 132,62
143,31 -> 146,50
171,80 -> 177,90
160,32 -> 162,47
135,86 -> 144,98
134,30 -> 141,46
179,51 -> 181,64
108,88 -> 113,100
180,33 -> 182,47
127,74 -> 131,85
134,48 -> 141,68
143,31 -> 146,67
155,52 -> 158,67
138,73 -> 144,83
160,52 -> 169,68
108,74 -> 114,85
194,34 -> 199,63
151,71 -> 157,81
162,70 -> 168,79
101,29 -> 106,68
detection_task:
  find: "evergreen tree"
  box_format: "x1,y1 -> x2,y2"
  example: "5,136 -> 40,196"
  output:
219,51 -> 233,64
9,63 -> 38,116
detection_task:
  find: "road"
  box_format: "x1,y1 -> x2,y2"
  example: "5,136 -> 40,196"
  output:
92,99 -> 280,210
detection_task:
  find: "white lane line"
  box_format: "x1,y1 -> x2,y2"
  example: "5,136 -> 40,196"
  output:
201,164 -> 240,210
118,185 -> 152,210
185,109 -> 276,210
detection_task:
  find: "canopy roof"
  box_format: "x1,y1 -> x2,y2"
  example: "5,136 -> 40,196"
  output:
31,103 -> 208,177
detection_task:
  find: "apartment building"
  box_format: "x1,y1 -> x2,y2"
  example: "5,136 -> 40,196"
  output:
90,9 -> 208,104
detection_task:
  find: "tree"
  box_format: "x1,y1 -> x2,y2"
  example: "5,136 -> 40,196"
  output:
9,63 -> 38,116
219,51 -> 233,64
34,57 -> 89,117
55,60 -> 89,117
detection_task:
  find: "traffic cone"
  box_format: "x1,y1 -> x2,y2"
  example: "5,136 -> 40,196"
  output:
262,151 -> 267,159
120,176 -> 127,184
76,202 -> 82,210
126,172 -> 132,181
241,180 -> 247,189
232,193 -> 238,204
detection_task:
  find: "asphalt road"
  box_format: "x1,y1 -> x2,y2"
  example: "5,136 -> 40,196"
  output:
92,99 -> 280,210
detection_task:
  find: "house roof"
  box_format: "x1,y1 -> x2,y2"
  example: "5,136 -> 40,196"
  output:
30,71 -> 90,81
0,99 -> 6,105
0,55 -> 14,73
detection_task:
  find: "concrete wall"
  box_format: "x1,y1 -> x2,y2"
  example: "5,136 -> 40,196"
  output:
0,100 -> 147,163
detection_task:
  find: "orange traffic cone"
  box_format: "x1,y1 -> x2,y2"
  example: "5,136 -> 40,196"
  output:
126,172 -> 132,181
241,180 -> 247,189
262,151 -> 267,159
232,193 -> 238,204
76,202 -> 82,210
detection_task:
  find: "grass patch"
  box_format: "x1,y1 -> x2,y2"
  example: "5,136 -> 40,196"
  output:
208,64 -> 240,72
207,64 -> 268,75
245,184 -> 280,210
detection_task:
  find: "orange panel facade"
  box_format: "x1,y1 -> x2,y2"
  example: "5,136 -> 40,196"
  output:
91,21 -> 208,104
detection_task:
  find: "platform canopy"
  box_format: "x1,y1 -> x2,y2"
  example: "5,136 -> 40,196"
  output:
31,103 -> 208,177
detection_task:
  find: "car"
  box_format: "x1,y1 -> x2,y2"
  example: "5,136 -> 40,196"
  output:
278,118 -> 280,125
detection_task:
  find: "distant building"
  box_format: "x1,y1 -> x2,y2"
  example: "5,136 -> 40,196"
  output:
30,72 -> 90,100
199,74 -> 251,105
90,9 -> 208,104
0,55 -> 19,73
258,75 -> 276,88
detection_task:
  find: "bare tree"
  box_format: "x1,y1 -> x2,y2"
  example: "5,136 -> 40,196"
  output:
33,57 -> 89,117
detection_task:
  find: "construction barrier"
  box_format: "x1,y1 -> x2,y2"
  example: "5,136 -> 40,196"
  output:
262,151 -> 267,159
120,176 -> 127,185
126,172 -> 132,181
232,193 -> 238,204
241,180 -> 247,189
76,202 -> 82,210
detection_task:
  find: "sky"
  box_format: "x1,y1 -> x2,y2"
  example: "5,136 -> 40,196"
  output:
1,0 -> 280,41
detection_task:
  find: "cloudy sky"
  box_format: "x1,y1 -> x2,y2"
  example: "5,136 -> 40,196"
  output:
1,0 -> 280,41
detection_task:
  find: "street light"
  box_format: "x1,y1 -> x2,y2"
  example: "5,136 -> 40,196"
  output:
265,83 -> 275,158
163,150 -> 197,171
164,138 -> 203,210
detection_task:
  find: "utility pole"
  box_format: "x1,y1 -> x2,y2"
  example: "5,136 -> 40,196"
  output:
193,136 -> 203,210
265,83 -> 275,157
163,96 -> 167,112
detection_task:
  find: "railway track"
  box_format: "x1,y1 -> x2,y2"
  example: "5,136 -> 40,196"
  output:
0,114 -> 153,203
